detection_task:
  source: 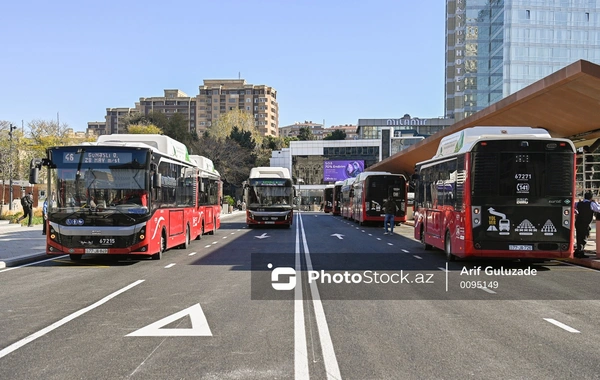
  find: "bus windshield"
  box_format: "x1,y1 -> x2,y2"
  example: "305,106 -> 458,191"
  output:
48,147 -> 150,221
247,185 -> 293,207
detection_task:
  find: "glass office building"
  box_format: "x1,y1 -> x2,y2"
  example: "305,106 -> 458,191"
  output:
446,0 -> 600,121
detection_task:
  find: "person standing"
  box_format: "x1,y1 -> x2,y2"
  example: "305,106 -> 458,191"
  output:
18,192 -> 34,227
382,197 -> 398,235
574,192 -> 600,257
42,198 -> 48,235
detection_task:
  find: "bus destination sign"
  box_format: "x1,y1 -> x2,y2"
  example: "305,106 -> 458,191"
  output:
251,179 -> 287,186
63,152 -> 133,164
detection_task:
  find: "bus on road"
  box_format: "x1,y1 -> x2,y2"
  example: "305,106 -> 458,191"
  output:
323,185 -> 334,213
332,180 -> 343,215
29,134 -> 221,261
244,167 -> 294,227
413,126 -> 575,260
340,177 -> 356,220
352,171 -> 408,226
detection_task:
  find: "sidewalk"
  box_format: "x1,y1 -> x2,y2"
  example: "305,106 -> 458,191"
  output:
0,210 -> 244,268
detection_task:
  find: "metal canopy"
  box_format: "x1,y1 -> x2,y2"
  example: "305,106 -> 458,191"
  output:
369,59 -> 600,175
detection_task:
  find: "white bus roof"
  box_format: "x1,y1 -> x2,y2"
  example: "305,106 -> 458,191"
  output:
97,134 -> 192,164
189,154 -> 220,177
249,167 -> 291,179
325,184 -> 335,189
334,180 -> 344,186
433,126 -> 552,158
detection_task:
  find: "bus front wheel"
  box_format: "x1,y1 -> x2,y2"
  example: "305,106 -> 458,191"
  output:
153,232 -> 166,260
445,231 -> 455,261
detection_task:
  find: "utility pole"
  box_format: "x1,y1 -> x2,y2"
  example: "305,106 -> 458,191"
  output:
8,124 -> 17,210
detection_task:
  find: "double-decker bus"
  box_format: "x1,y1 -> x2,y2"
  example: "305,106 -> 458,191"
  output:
323,185 -> 334,213
413,127 -> 575,260
332,180 -> 343,215
29,134 -> 221,261
244,167 -> 294,227
352,171 -> 408,226
340,177 -> 356,220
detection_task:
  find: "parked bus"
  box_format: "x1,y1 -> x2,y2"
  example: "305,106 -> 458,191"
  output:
413,127 -> 575,260
352,171 -> 408,226
340,177 -> 356,220
29,134 -> 221,261
244,167 -> 294,227
323,185 -> 334,213
332,180 -> 343,215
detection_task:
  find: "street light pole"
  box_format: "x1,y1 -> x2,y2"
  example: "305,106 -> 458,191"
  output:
8,124 -> 17,211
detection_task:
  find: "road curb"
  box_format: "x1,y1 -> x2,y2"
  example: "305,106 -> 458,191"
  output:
0,252 -> 48,268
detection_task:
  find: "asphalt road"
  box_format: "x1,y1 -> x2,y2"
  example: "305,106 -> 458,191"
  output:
1,212 -> 600,379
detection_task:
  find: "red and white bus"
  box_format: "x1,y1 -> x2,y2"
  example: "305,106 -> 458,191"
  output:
30,134 -> 221,261
413,127 -> 575,260
323,185 -> 334,213
340,177 -> 356,220
332,180 -> 343,215
244,167 -> 294,227
190,155 -> 222,236
352,171 -> 408,226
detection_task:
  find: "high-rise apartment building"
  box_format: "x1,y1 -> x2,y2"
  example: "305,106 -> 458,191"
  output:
446,0 -> 600,122
197,79 -> 278,136
137,89 -> 196,132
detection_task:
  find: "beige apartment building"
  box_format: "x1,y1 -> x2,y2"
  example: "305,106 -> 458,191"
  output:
279,121 -> 325,140
88,80 -> 278,138
328,124 -> 358,140
197,79 -> 278,136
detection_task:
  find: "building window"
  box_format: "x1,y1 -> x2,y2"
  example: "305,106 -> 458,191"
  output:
526,10 -> 530,19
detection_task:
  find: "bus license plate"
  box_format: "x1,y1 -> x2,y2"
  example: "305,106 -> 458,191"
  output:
264,221 -> 275,224
85,248 -> 108,254
509,245 -> 532,251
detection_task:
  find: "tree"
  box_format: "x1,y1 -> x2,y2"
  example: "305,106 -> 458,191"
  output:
162,112 -> 197,143
207,109 -> 263,147
230,126 -> 256,150
323,129 -> 347,140
126,124 -> 163,134
297,127 -> 314,141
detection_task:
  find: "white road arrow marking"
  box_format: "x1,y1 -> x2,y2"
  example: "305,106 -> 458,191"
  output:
331,234 -> 344,240
127,304 -> 212,337
255,233 -> 270,239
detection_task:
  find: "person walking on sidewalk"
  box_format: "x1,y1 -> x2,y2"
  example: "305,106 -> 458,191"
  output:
17,192 -> 34,227
382,197 -> 398,235
574,192 -> 600,257
42,198 -> 48,235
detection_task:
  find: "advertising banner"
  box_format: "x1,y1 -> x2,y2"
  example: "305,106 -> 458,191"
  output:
323,160 -> 364,182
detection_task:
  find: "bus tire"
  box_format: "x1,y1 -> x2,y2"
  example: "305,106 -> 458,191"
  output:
420,227 -> 432,250
196,222 -> 204,240
209,218 -> 216,235
70,254 -> 83,261
152,231 -> 166,260
445,231 -> 455,261
180,225 -> 190,249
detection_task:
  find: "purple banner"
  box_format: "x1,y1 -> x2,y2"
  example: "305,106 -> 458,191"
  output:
323,160 -> 365,182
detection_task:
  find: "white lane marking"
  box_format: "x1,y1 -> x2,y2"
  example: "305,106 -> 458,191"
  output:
368,234 -> 372,236
0,255 -> 68,273
204,245 -> 211,248
376,238 -> 381,241
230,232 -> 235,235
164,263 -> 176,268
0,280 -> 144,359
437,267 -> 448,272
294,213 -> 309,379
401,249 -> 409,253
480,287 -> 496,294
222,236 -> 227,239
413,255 -> 422,260
212,242 -> 217,245
127,303 -> 212,337
237,229 -> 241,231
188,252 -> 198,256
299,214 -> 342,380
387,243 -> 393,246
361,230 -> 365,233
543,318 -> 580,333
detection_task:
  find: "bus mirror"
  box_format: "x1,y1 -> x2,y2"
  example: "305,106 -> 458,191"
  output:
153,173 -> 162,188
29,167 -> 39,184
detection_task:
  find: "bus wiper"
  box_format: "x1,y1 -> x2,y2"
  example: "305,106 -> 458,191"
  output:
102,205 -> 139,222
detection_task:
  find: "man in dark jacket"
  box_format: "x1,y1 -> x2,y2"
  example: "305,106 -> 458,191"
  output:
574,192 -> 600,257
382,197 -> 398,235
17,192 -> 34,227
